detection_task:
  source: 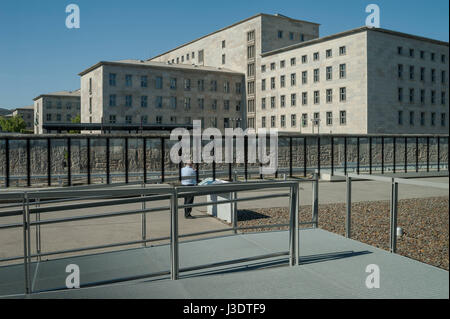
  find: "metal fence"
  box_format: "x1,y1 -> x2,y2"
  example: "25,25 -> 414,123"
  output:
0,133 -> 448,188
0,179 -> 314,295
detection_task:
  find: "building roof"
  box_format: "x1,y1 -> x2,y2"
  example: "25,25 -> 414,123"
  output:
148,13 -> 321,61
15,105 -> 34,111
33,89 -> 80,101
262,26 -> 449,57
78,60 -> 245,76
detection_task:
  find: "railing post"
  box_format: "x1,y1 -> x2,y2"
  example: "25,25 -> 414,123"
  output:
344,136 -> 347,175
143,138 -> 147,184
232,191 -> 238,235
125,137 -> 129,184
381,137 -> 384,174
369,136 -> 373,175
67,137 -> 71,187
312,172 -> 319,228
5,138 -> 10,188
142,182 -> 147,247
331,137 -> 334,176
289,137 -> 293,178
170,188 -> 179,280
106,138 -> 110,184
415,137 -> 419,172
317,136 -> 321,176
404,137 -> 408,173
393,137 -> 396,174
161,137 -> 165,183
289,184 -> 299,266
47,138 -> 51,186
35,198 -> 41,262
26,138 -> 31,187
426,136 -> 430,172
303,137 -> 307,177
22,193 -> 30,294
437,137 -> 440,172
87,138 -> 91,185
244,136 -> 248,181
356,137 -> 360,175
346,175 -> 352,238
390,179 -> 398,253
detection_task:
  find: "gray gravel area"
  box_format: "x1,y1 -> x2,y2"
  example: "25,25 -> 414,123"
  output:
234,196 -> 449,270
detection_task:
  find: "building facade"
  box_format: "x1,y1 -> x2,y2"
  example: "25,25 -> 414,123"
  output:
11,106 -> 35,132
149,14 -> 448,134
33,90 -> 81,134
78,60 -> 245,133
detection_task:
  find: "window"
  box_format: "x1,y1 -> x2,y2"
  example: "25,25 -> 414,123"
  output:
300,34 -> 305,41
170,78 -> 177,89
247,45 -> 255,59
441,113 -> 446,126
109,95 -> 116,107
301,55 -> 307,64
46,114 -> 52,121
313,69 -> 319,82
224,100 -> 230,111
141,76 -> 148,88
212,100 -> 218,110
442,70 -> 446,84
211,80 -> 217,92
340,64 -> 346,79
326,49 -> 332,58
442,92 -> 446,105
198,98 -> 204,110
56,114 -> 62,122
326,66 -> 332,80
198,50 -> 204,63
109,115 -> 116,124
280,115 -> 286,128
302,71 -> 307,84
291,73 -> 296,86
314,91 -> 320,104
184,97 -> 191,110
247,118 -> 254,129
431,53 -> 435,61
109,73 -> 116,86
409,66 -> 415,80
441,54 -> 446,63
339,46 -> 346,56
271,116 -> 276,128
280,60 -> 285,68
236,101 -> 241,112
409,49 -> 414,57
420,51 -> 425,59
125,74 -> 132,87
198,79 -> 205,91
222,40 -> 226,48
421,89 -> 425,103
156,96 -> 163,108
57,102 -> 62,109
291,93 -> 296,106
66,115 -> 71,122
398,64 -> 403,78
431,90 -> 436,104
141,96 -> 148,108
420,67 -> 425,81
236,82 -> 242,94
409,111 -> 414,125
280,95 -> 286,107
156,76 -> 163,89
291,58 -> 296,66
278,30 -> 283,39
184,79 -> 191,91
261,65 -> 266,73
261,98 -> 266,110
291,114 -> 296,127
125,95 -> 132,107
141,116 -> 148,124
224,118 -> 230,128
125,115 -> 132,124
170,97 -> 177,109
247,63 -> 255,76
340,111 -> 346,125
156,116 -> 163,125
89,78 -> 92,93
313,52 -> 319,61
326,89 -> 333,103
192,52 -> 195,59
271,96 -> 276,109
247,30 -> 255,42
409,88 -> 415,103
302,92 -> 308,105
340,87 -> 346,102
326,112 -> 333,125
431,112 -> 436,126
247,81 -> 254,94
397,47 -> 403,55
398,87 -> 403,102
261,79 -> 266,91
313,113 -> 320,126
270,63 -> 276,71
398,111 -> 403,125
222,54 -> 226,65
271,77 -> 276,89
289,32 -> 294,40
302,114 -> 308,127
280,75 -> 285,88
420,112 -> 425,126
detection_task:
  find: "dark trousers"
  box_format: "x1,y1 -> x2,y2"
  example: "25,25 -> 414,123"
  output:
183,185 -> 195,217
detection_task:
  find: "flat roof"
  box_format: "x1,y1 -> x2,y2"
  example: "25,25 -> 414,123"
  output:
14,105 -> 34,111
33,90 -> 80,101
148,13 -> 321,61
78,60 -> 244,76
262,26 -> 449,57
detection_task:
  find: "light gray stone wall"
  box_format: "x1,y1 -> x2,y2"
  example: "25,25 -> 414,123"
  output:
34,95 -> 81,134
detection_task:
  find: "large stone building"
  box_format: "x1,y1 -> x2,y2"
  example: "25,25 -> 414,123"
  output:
11,106 -> 35,132
149,13 -> 449,134
78,60 -> 245,133
33,90 -> 81,134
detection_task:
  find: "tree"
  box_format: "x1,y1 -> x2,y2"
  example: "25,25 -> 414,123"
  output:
69,115 -> 81,134
0,115 -> 27,133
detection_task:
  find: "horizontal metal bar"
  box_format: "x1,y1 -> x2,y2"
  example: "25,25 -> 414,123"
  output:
394,178 -> 449,189
29,206 -> 170,227
178,181 -> 299,195
345,173 -> 393,183
178,193 -> 290,210
0,193 -> 24,200
0,222 -> 23,230
179,228 -> 234,239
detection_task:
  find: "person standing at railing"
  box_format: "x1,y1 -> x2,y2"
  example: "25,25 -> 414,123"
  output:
181,160 -> 197,219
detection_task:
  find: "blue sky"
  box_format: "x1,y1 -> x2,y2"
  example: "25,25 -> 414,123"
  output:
0,0 -> 448,109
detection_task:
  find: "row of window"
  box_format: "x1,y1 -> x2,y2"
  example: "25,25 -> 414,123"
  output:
108,94 -> 242,111
397,111 -> 447,127
277,30 -> 307,42
398,88 -> 447,105
397,47 -> 446,63
258,88 -> 347,110
261,46 -> 346,72
168,49 -> 205,65
44,114 -> 75,122
107,73 -> 242,94
261,64 -> 347,89
44,102 -> 80,110
261,111 -> 348,128
397,65 -> 446,83
107,115 -> 242,129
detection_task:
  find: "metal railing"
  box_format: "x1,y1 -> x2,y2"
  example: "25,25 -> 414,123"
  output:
0,179 -> 319,295
333,171 -> 449,253
1,133 -> 448,188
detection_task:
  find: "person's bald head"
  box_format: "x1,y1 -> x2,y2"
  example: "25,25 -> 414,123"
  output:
185,160 -> 193,167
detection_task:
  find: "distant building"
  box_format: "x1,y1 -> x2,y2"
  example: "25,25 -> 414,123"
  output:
33,90 -> 81,134
11,106 -> 34,132
78,60 -> 245,133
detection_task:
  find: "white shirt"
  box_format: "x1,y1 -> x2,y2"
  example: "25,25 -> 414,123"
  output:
181,166 -> 197,185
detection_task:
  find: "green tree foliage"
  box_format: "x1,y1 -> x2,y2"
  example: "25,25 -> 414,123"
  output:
0,115 -> 27,133
69,115 -> 81,134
